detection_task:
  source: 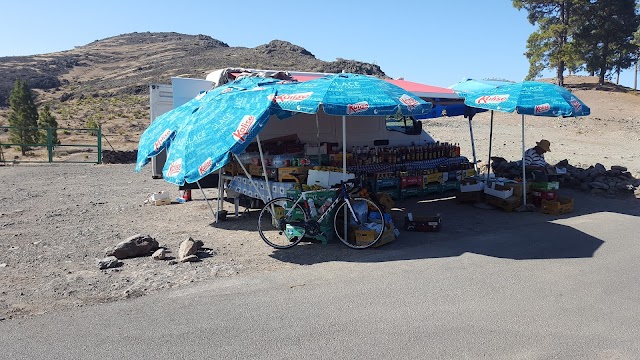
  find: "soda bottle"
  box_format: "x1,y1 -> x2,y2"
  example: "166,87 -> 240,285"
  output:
319,198 -> 333,214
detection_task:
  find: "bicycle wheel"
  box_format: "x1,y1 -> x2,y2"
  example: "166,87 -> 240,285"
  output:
258,197 -> 308,249
333,197 -> 385,249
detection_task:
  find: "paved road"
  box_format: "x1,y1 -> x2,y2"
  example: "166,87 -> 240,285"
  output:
2,191 -> 640,359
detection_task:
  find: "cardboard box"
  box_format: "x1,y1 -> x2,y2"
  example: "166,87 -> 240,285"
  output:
484,182 -> 514,199
304,143 -> 328,156
307,169 -> 355,188
503,182 -> 532,197
354,223 -> 396,247
423,172 -> 444,185
249,164 -> 277,179
541,196 -> 574,215
277,166 -> 309,182
376,192 -> 395,212
460,181 -> 485,192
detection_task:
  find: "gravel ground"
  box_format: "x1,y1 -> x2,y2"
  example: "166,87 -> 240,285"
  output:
0,163 -> 388,320
0,164 -> 292,320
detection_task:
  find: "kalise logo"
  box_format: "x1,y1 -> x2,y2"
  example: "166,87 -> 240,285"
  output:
534,103 -> 551,114
269,92 -> 313,103
569,98 -> 582,111
347,101 -> 369,114
232,115 -> 256,143
166,159 -> 182,177
475,94 -> 510,104
198,158 -> 213,176
154,129 -> 172,151
399,94 -> 420,111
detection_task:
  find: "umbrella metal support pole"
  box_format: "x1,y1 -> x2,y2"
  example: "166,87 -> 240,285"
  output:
521,114 -> 527,206
468,118 -> 479,174
486,110 -> 494,183
234,154 -> 267,204
197,180 -> 218,222
342,115 -> 347,241
256,135 -> 273,202
316,113 -> 321,167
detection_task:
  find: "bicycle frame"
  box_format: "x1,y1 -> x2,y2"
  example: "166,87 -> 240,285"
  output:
283,183 -> 362,226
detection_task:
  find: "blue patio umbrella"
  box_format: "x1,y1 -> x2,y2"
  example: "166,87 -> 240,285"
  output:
135,76 -> 287,173
161,86 -> 278,186
268,73 -> 432,116
449,78 -> 515,176
461,81 -> 591,208
266,73 -> 432,177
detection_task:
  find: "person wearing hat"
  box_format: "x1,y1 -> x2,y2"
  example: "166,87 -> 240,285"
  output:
524,139 -> 553,181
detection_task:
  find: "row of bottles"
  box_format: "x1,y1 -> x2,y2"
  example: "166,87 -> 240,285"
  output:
351,142 -> 461,166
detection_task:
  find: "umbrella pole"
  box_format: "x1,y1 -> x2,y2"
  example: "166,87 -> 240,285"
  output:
521,114 -> 527,206
342,115 -> 347,242
256,135 -> 273,202
316,113 -> 321,166
468,118 -> 478,174
486,110 -> 494,183
197,180 -> 217,222
234,154 -> 267,204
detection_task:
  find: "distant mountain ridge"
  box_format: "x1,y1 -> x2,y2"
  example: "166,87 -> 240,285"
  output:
0,32 -> 387,107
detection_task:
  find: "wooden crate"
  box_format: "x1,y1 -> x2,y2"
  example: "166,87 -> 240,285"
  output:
485,194 -> 522,212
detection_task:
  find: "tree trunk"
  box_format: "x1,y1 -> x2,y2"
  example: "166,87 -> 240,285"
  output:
616,70 -> 620,85
557,61 -> 565,87
635,61 -> 638,91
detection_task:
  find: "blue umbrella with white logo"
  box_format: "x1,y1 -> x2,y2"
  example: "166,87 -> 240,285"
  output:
268,73 -> 432,116
161,86 -> 277,185
460,81 -> 590,208
135,77 -> 286,173
449,78 -> 515,177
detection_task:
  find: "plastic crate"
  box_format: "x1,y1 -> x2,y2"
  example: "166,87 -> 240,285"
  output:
541,196 -> 574,215
532,181 -> 560,191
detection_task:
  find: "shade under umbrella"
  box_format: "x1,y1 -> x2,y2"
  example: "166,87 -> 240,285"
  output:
461,81 -> 590,208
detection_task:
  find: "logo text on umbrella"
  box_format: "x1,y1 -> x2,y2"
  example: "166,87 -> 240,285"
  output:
347,101 -> 369,114
232,115 -> 256,143
475,95 -> 510,104
167,159 -> 182,177
154,129 -> 172,151
399,94 -> 420,111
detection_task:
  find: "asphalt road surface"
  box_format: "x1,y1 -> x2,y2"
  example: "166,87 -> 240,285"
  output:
2,190 -> 640,359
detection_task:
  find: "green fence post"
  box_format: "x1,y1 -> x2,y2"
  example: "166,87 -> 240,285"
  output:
97,124 -> 102,164
47,128 -> 53,163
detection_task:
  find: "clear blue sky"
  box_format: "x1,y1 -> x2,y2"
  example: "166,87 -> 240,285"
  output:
1,0 -> 636,89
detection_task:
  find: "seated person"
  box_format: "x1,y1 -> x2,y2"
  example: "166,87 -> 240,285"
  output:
524,139 -> 554,181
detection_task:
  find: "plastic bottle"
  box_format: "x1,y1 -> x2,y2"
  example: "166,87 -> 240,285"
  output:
319,198 -> 332,214
307,198 -> 318,217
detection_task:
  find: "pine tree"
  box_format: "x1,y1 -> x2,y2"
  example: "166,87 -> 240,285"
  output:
513,0 -> 587,86
573,0 -> 639,85
7,79 -> 39,155
38,104 -> 59,146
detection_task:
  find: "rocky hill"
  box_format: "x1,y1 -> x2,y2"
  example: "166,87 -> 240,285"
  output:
0,32 -> 388,159
0,32 -> 386,107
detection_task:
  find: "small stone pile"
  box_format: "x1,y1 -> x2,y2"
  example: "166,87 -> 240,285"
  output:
557,161 -> 640,198
102,150 -> 138,164
491,158 -> 640,198
97,234 -> 214,269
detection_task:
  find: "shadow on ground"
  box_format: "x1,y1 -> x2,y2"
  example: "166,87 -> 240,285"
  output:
259,188 -> 640,265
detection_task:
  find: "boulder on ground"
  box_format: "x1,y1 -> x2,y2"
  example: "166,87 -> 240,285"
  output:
106,234 -> 159,259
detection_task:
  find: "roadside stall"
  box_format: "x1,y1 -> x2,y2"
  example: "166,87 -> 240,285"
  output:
136,71 -> 478,249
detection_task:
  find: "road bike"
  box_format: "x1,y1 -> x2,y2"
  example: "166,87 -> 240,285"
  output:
257,178 -> 385,249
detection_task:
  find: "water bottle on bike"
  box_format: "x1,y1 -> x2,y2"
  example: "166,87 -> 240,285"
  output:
307,198 -> 318,217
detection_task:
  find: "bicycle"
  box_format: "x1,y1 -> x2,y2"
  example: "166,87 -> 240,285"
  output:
257,178 -> 386,249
